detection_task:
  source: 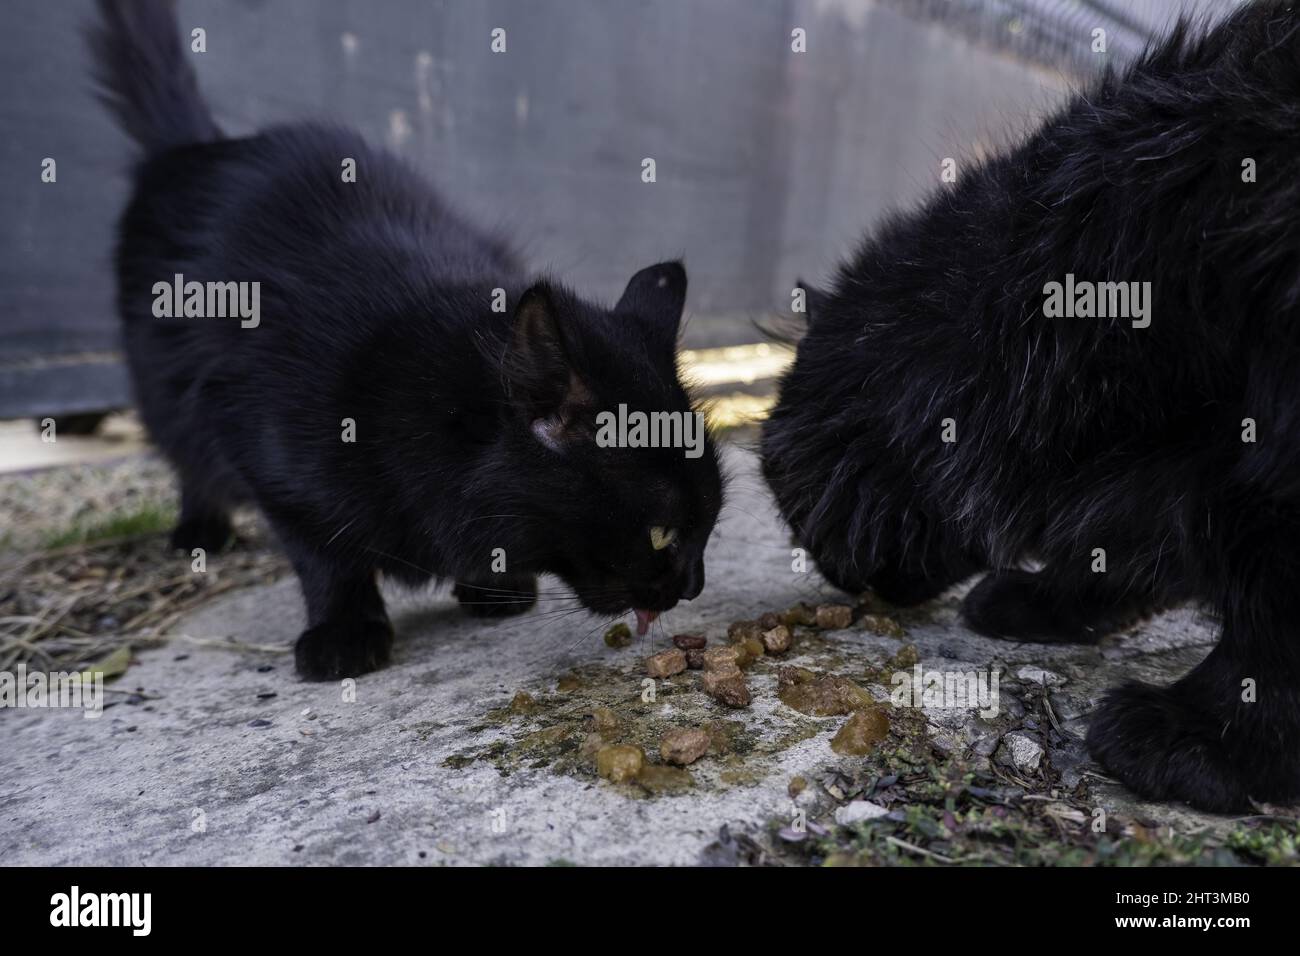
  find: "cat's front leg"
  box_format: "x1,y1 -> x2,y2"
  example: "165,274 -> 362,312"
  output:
961,568 -> 1164,644
284,541 -> 393,680
452,572 -> 538,617
1087,513 -> 1300,812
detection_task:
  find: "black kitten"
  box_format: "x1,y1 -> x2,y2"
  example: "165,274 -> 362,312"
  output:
89,0 -> 722,679
763,3 -> 1300,812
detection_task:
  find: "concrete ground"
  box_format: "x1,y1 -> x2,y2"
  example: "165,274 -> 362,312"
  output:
2,447 -> 1236,866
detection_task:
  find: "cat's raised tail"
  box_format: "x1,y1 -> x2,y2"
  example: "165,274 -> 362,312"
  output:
86,0 -> 221,154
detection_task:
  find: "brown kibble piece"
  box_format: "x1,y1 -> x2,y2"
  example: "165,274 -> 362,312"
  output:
645,648 -> 687,678
761,625 -> 792,654
781,603 -> 818,627
788,775 -> 808,799
596,744 -> 645,783
685,648 -> 706,670
636,764 -> 693,793
757,611 -> 781,631
702,666 -> 752,708
861,614 -> 905,638
830,707 -> 891,755
742,636 -> 765,660
509,691 -> 537,714
589,706 -> 619,732
703,645 -> 746,671
672,633 -> 707,650
727,620 -> 761,642
660,727 -> 711,766
776,666 -> 874,716
815,604 -> 853,629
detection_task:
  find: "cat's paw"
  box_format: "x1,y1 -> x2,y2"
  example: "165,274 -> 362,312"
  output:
453,574 -> 537,618
1086,681 -> 1249,813
294,618 -> 393,680
961,571 -> 1100,643
170,514 -> 233,554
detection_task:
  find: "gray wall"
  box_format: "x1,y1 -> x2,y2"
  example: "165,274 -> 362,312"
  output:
3,0 -> 1220,417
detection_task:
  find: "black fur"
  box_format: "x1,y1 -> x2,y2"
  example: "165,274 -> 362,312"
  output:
89,0 -> 722,680
763,3 -> 1300,812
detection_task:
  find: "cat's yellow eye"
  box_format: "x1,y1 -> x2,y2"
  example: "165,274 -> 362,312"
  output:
649,526 -> 677,551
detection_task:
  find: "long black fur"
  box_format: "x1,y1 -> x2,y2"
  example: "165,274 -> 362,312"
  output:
763,3 -> 1300,812
89,0 -> 722,680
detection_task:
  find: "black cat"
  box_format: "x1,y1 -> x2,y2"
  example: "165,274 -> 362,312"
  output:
88,0 -> 722,679
763,3 -> 1300,812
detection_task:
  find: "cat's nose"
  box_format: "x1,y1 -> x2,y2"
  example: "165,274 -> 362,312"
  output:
678,559 -> 705,600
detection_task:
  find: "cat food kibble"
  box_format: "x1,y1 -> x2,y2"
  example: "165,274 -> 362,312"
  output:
604,622 -> 632,648
596,744 -> 645,783
645,648 -> 687,678
781,603 -> 818,627
861,614 -> 905,638
761,624 -> 792,654
702,645 -> 747,671
685,648 -> 706,670
672,633 -> 707,650
701,666 -> 752,708
660,727 -> 711,766
815,604 -> 853,629
831,707 -> 891,756
727,620 -> 761,642
757,611 -> 782,630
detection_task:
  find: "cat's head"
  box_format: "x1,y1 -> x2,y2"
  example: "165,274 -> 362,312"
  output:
501,261 -> 724,631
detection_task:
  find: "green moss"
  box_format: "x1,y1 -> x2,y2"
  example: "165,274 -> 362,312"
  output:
43,502 -> 176,549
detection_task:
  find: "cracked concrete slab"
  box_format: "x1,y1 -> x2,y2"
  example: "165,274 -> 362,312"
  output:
1,446 -> 1231,865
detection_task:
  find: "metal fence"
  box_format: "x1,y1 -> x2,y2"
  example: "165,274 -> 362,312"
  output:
0,0 -> 1240,420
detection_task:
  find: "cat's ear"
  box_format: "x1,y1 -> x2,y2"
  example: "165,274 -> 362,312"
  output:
614,260 -> 687,346
505,284 -> 590,452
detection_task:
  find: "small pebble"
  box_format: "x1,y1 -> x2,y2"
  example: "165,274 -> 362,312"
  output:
834,801 -> 889,825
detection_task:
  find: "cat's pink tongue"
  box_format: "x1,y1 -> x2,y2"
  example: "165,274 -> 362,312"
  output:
633,609 -> 659,635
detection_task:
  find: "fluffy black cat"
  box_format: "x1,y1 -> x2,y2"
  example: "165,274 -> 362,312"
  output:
763,2 -> 1300,812
89,0 -> 722,680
